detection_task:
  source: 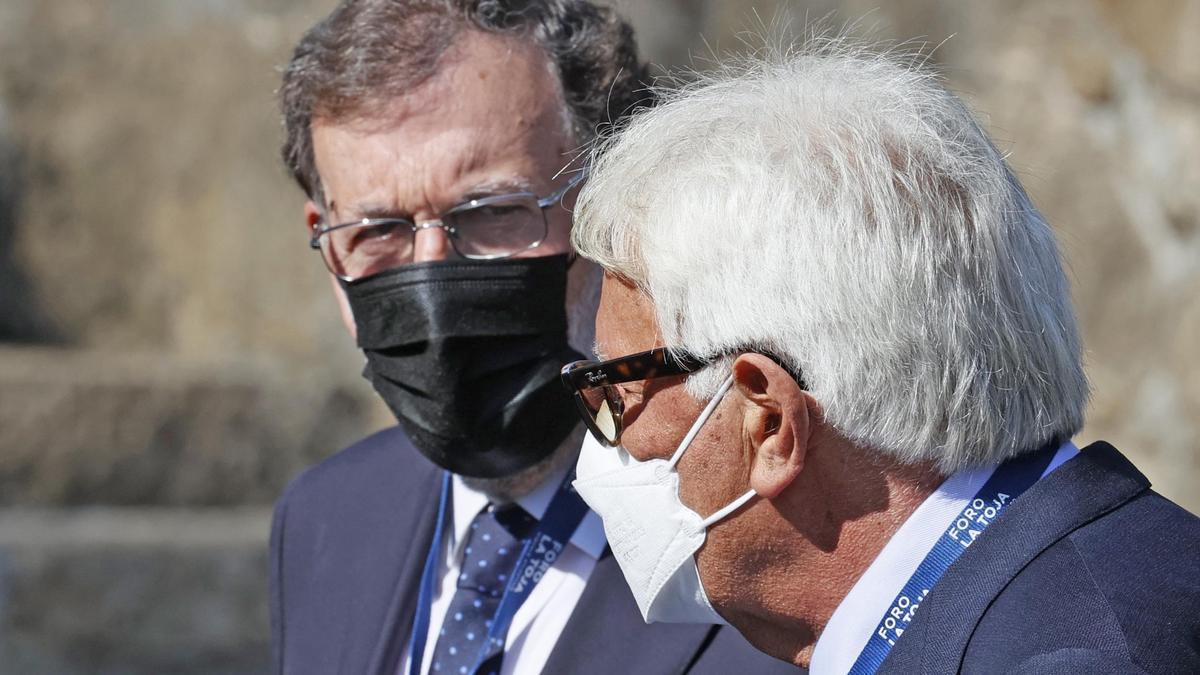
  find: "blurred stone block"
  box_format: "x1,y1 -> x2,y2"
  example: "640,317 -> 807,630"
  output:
0,508 -> 272,675
0,347 -> 390,506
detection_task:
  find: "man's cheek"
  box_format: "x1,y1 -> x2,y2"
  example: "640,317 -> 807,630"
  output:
619,425 -> 662,462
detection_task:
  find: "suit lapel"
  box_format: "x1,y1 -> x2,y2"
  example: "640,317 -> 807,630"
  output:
543,551 -> 715,675
879,442 -> 1149,674
365,459 -> 443,675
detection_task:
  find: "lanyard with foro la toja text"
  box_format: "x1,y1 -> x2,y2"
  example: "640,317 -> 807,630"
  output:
847,444 -> 1058,675
407,469 -> 590,675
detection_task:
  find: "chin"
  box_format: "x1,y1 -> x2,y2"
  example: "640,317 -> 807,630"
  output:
723,604 -> 816,668
461,425 -> 584,502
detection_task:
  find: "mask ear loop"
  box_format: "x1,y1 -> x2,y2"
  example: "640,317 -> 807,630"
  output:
667,375 -> 735,469
701,489 -> 757,529
661,374 -> 759,529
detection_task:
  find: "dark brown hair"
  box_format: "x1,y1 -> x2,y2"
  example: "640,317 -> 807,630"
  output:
279,0 -> 652,204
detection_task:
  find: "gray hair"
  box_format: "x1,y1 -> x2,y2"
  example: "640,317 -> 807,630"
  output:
280,0 -> 652,205
574,41 -> 1090,472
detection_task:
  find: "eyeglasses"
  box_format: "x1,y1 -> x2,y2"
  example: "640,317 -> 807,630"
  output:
561,347 -> 808,447
560,347 -> 711,447
310,172 -> 585,280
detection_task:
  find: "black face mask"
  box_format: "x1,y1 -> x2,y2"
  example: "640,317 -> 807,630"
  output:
341,254 -> 585,478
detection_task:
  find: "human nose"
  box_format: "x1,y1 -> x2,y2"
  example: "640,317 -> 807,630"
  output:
412,220 -> 457,263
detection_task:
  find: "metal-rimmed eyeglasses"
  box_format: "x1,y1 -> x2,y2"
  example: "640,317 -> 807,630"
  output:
311,172 -> 585,280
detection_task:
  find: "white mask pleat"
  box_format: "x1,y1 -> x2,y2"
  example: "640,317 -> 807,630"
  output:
573,371 -> 757,625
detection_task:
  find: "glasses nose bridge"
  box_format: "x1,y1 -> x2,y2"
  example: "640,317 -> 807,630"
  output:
413,218 -> 452,235
413,217 -> 459,247
411,217 -> 460,263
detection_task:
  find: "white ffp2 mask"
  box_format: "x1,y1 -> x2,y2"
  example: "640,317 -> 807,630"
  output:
572,375 -> 757,624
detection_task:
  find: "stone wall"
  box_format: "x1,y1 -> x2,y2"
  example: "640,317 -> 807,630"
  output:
0,2 -> 386,672
0,1 -> 1196,672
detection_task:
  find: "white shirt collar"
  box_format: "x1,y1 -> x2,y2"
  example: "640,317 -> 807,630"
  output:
450,460 -> 607,562
808,440 -> 1080,675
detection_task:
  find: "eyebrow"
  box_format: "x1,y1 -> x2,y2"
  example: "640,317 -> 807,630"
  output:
460,177 -> 537,201
350,205 -> 408,221
340,177 -> 540,222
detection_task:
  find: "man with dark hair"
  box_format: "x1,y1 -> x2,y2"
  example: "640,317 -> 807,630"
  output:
271,2 -> 799,673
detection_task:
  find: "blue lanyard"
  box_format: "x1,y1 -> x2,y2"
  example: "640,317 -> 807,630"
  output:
847,446 -> 1057,674
407,470 -> 589,675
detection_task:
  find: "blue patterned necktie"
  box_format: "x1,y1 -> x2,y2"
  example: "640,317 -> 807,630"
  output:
428,502 -> 538,675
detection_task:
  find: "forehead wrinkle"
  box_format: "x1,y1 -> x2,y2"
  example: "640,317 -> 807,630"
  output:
337,185 -> 414,220
445,133 -> 492,183
426,130 -> 540,201
441,128 -> 545,194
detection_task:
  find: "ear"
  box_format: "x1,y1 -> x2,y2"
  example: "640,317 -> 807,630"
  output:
329,274 -> 357,341
304,200 -> 322,232
306,201 -> 358,340
732,353 -> 810,499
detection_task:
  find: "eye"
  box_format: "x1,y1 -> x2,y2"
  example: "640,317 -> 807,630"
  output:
368,220 -> 404,239
475,204 -> 524,218
615,382 -> 645,405
348,221 -> 402,245
329,221 -> 409,258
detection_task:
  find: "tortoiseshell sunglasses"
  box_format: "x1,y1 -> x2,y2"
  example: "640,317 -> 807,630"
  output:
559,347 -> 710,447
561,347 -> 808,447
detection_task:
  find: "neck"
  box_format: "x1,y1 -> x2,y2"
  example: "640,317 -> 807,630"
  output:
727,435 -> 944,667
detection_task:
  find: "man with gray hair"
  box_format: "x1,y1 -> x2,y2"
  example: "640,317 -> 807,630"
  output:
562,46 -> 1200,672
270,2 -> 796,674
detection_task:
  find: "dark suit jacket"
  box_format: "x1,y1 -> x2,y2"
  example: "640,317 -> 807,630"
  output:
270,426 -> 798,675
879,442 -> 1200,674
